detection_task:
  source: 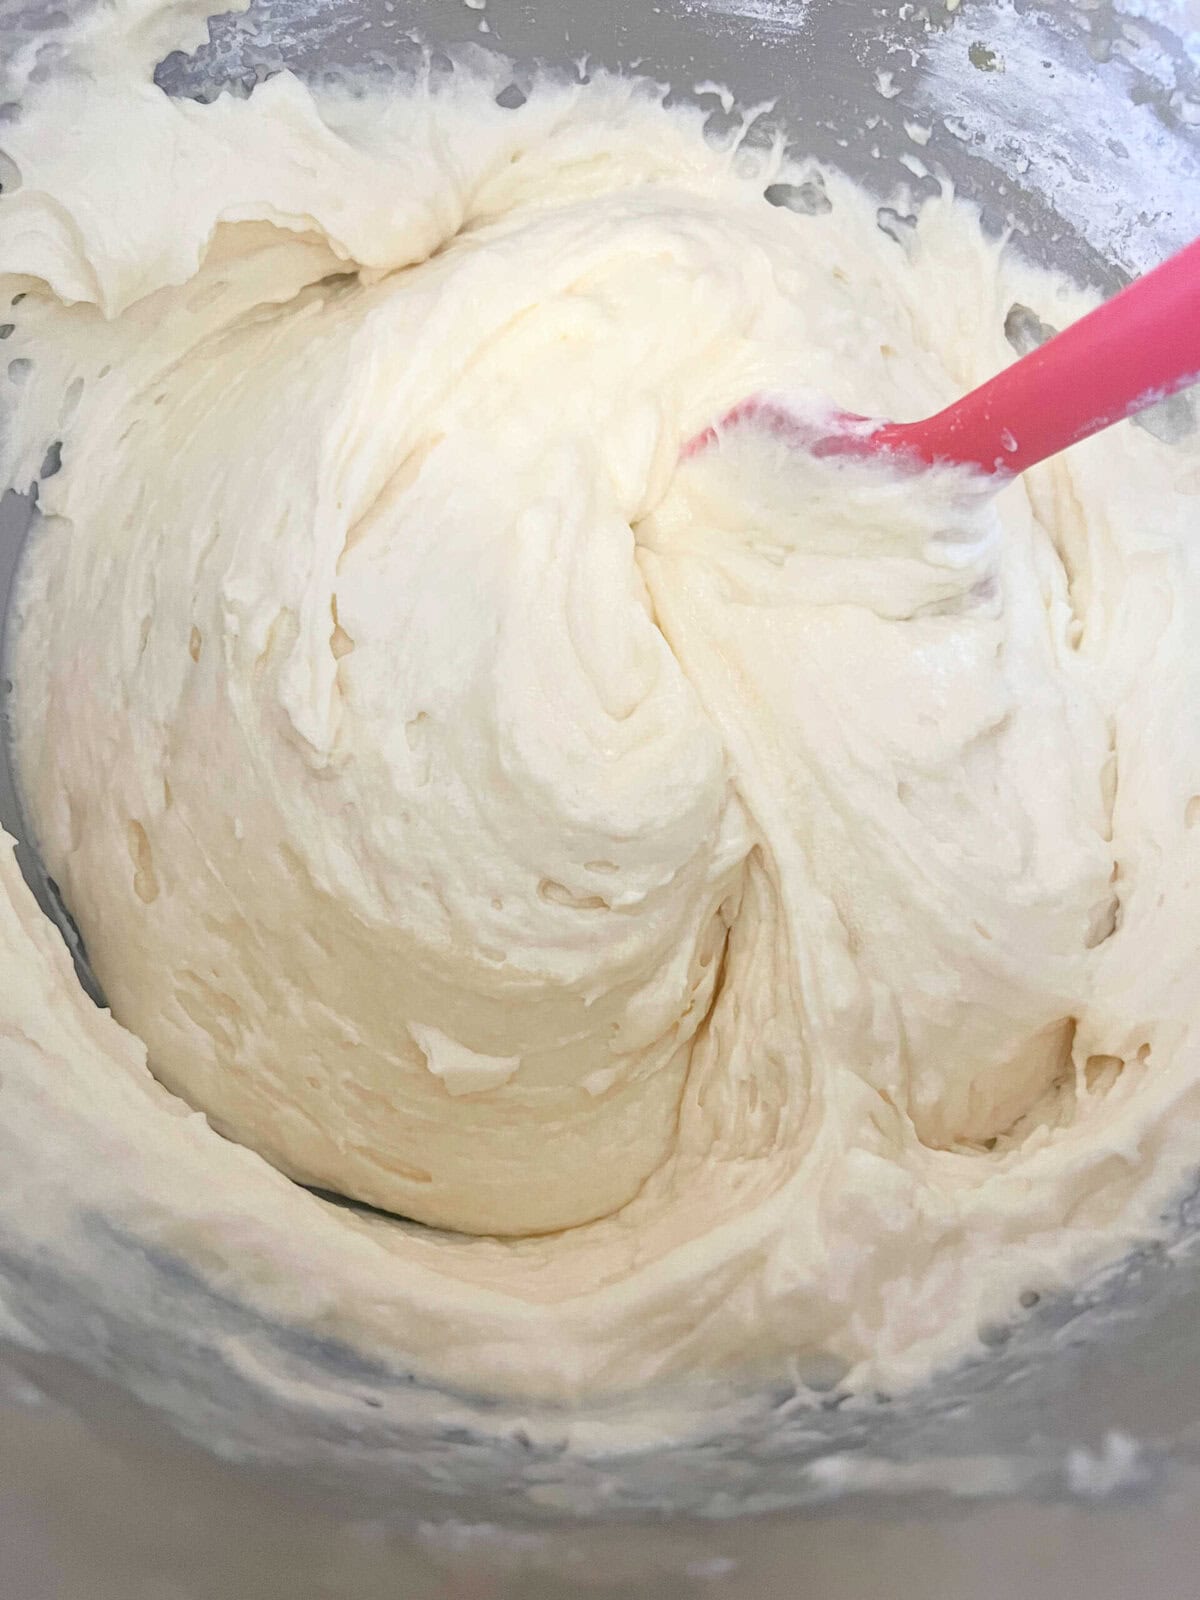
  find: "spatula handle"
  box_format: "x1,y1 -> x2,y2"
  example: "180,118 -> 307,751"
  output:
876,235 -> 1200,474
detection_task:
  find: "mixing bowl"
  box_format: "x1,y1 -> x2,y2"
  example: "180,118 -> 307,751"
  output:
1,0 -> 1199,1594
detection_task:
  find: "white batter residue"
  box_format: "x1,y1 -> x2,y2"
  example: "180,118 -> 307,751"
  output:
2,0 -> 1200,1406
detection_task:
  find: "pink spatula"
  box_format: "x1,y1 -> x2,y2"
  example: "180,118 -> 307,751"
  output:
684,235 -> 1200,476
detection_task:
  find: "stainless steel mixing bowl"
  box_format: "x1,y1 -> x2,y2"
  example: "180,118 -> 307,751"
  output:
1,1 -> 1199,1594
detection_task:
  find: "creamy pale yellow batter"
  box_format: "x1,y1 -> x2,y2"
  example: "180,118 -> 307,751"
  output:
2,4 -> 1200,1404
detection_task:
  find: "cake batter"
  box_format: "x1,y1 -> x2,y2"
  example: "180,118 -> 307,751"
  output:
1,0 -> 1199,1404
